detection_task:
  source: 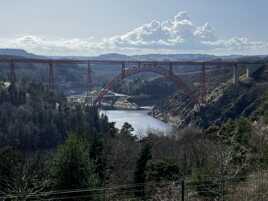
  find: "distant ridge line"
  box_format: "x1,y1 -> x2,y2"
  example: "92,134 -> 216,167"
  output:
0,58 -> 266,66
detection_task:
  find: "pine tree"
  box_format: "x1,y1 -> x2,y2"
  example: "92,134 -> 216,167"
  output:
134,143 -> 152,200
50,134 -> 100,200
90,133 -> 106,185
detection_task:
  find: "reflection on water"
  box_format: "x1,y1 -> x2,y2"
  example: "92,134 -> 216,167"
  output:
100,110 -> 172,137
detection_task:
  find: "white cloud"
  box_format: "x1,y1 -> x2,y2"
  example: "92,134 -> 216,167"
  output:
0,11 -> 268,55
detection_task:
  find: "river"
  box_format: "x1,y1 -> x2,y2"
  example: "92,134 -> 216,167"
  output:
100,109 -> 172,137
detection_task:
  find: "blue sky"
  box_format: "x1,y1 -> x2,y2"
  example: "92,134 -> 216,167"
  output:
1,0 -> 268,55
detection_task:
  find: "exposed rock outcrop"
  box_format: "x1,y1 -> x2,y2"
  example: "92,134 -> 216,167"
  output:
153,65 -> 268,129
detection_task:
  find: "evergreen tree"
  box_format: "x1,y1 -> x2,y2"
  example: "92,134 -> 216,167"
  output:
50,134 -> 99,200
120,122 -> 134,136
90,133 -> 106,185
146,159 -> 181,182
134,143 -> 152,200
0,147 -> 21,190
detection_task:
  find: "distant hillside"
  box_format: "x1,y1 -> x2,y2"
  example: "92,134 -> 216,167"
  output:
59,53 -> 245,62
1,48 -> 268,61
131,54 -> 219,61
0,49 -> 86,95
0,48 -> 267,96
0,49 -> 44,58
96,53 -> 131,60
152,64 -> 268,128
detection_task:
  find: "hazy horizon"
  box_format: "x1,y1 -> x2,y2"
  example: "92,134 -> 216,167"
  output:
3,47 -> 267,58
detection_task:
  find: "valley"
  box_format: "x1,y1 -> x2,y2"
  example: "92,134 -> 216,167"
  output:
2,2 -> 268,200
1,49 -> 268,201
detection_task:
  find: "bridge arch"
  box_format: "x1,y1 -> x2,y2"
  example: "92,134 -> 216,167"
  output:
93,64 -> 199,106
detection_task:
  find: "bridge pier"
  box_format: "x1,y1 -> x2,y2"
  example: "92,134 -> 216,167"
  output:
169,63 -> 173,76
233,64 -> 239,85
200,63 -> 207,104
246,64 -> 266,79
138,62 -> 141,72
9,61 -> 16,84
246,67 -> 251,79
48,62 -> 55,90
87,61 -> 92,95
121,62 -> 126,79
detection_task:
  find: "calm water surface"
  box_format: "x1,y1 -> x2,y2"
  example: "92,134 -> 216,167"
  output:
100,110 -> 172,137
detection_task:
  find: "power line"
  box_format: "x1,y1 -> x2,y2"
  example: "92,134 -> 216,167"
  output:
0,181 -> 174,200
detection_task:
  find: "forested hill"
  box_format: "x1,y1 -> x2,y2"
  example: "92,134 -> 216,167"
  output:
1,81 -> 268,200
0,53 -> 88,95
0,81 -> 114,151
152,64 -> 268,129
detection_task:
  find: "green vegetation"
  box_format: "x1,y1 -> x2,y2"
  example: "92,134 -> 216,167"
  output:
1,76 -> 268,200
114,78 -> 176,98
134,143 -> 152,199
50,134 -> 99,190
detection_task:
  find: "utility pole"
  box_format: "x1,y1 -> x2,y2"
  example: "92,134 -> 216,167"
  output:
219,146 -> 225,201
181,179 -> 185,201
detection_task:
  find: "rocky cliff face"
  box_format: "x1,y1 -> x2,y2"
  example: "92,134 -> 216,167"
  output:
153,65 -> 268,129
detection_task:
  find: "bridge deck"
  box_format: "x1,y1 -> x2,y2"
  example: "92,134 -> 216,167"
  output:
0,58 -> 266,66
